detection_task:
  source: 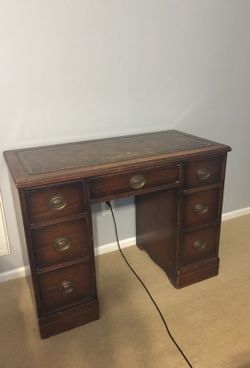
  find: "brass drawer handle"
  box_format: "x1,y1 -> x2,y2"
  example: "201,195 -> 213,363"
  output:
193,240 -> 207,250
58,280 -> 76,294
129,174 -> 146,190
194,203 -> 209,214
197,168 -> 211,181
53,237 -> 72,252
48,195 -> 67,210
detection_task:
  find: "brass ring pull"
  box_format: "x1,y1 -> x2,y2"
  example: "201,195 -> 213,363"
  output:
193,240 -> 207,250
194,203 -> 209,214
197,168 -> 211,181
129,174 -> 146,190
58,280 -> 76,294
53,237 -> 72,252
48,195 -> 67,210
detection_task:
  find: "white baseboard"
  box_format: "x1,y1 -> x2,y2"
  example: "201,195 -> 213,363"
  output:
1,207 -> 249,283
94,236 -> 136,256
0,266 -> 30,283
222,207 -> 250,221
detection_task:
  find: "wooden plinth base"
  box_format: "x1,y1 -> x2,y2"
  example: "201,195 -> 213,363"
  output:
173,257 -> 220,289
39,299 -> 99,338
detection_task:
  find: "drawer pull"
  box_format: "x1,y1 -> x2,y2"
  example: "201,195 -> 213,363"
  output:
193,240 -> 207,250
53,237 -> 72,252
129,175 -> 146,190
48,195 -> 67,210
58,280 -> 76,294
197,168 -> 211,181
194,203 -> 209,214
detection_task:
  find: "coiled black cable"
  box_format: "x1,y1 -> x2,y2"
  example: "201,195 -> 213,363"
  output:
106,201 -> 194,368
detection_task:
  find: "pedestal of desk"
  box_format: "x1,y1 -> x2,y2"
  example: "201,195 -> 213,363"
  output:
136,157 -> 226,288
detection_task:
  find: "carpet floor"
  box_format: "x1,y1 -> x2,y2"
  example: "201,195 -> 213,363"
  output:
0,215 -> 249,368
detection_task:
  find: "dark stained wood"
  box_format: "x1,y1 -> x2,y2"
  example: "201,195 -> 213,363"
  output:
215,154 -> 228,255
136,188 -> 179,282
39,299 -> 99,338
3,130 -> 231,338
31,216 -> 91,269
182,188 -> 221,228
18,188 -> 44,317
180,225 -> 218,267
176,258 -> 220,288
16,131 -> 210,174
184,156 -> 223,188
89,165 -> 179,201
17,182 -> 99,335
38,261 -> 95,313
25,182 -> 86,224
4,130 -> 231,188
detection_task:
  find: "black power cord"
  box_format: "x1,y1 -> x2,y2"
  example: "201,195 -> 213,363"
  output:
106,201 -> 194,368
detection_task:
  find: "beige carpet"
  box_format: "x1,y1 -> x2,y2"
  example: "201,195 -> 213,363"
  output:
0,215 -> 250,368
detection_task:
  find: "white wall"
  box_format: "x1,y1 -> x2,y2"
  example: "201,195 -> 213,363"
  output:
0,0 -> 250,272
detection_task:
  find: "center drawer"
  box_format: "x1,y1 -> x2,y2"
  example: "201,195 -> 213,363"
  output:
89,165 -> 179,201
32,217 -> 91,269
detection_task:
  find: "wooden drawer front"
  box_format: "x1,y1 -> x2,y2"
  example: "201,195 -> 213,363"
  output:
180,226 -> 218,267
182,188 -> 220,228
32,217 -> 91,269
26,182 -> 86,223
89,165 -> 179,201
184,156 -> 222,188
39,262 -> 93,312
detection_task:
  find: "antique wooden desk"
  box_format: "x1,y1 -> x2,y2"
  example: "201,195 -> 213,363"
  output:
4,130 -> 231,338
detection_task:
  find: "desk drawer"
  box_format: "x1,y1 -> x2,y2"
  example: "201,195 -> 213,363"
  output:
38,262 -> 93,313
180,226 -> 218,267
182,188 -> 220,228
184,157 -> 222,188
89,165 -> 179,201
32,217 -> 91,269
26,182 -> 86,224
